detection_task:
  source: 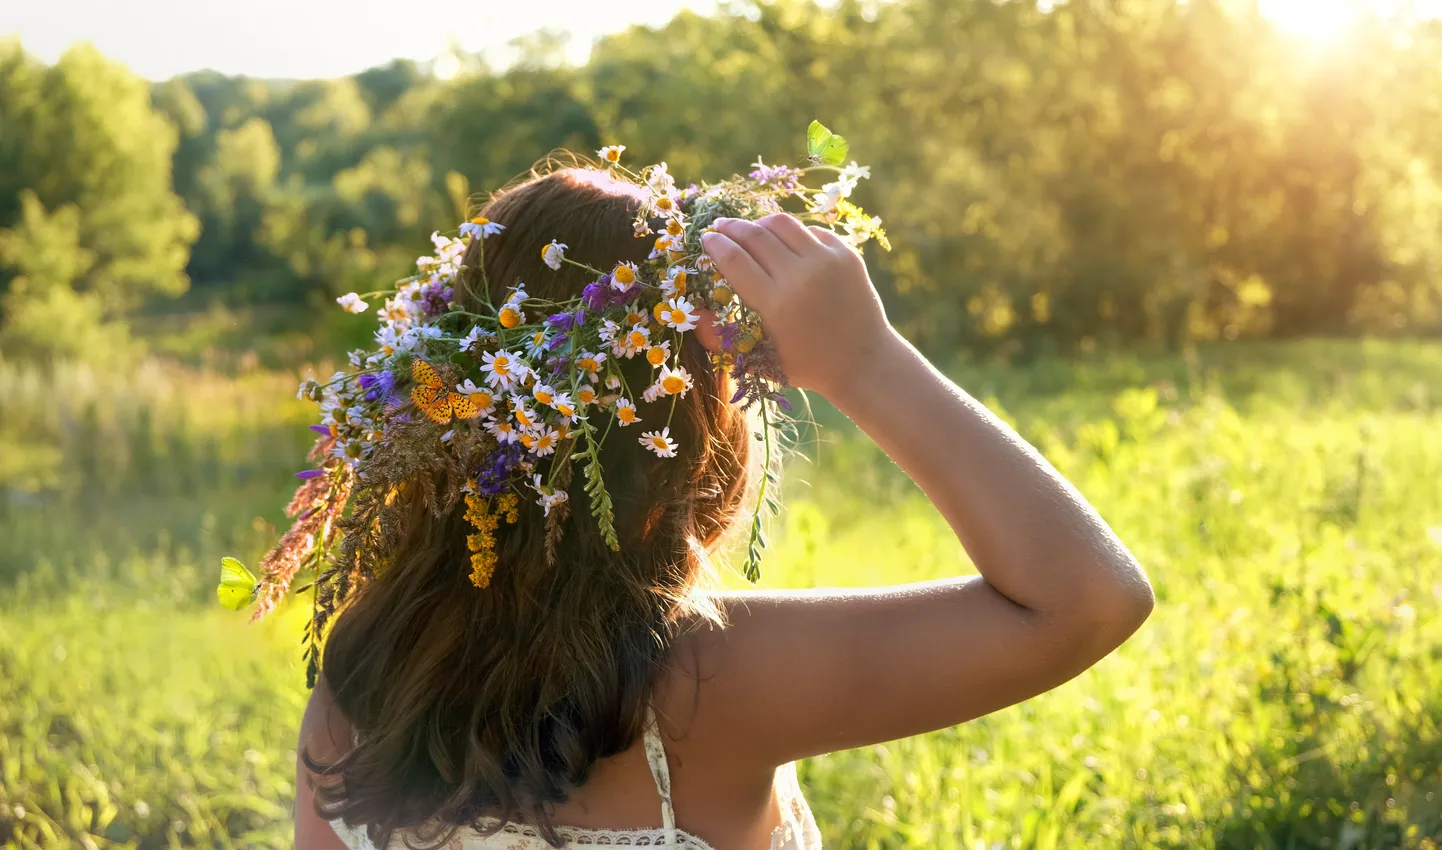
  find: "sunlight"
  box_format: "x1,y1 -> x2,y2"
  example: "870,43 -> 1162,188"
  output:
1259,0 -> 1359,45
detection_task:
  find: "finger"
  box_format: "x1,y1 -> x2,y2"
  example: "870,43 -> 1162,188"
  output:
690,307 -> 723,353
808,225 -> 851,252
759,213 -> 822,255
700,231 -> 777,311
713,218 -> 796,277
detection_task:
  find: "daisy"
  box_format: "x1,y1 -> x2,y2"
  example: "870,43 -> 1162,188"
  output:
575,383 -> 598,406
460,325 -> 493,354
541,240 -> 567,271
612,261 -> 639,288
574,350 -> 607,379
633,219 -> 653,238
621,324 -> 651,358
646,162 -> 675,193
605,375 -> 622,390
661,268 -> 690,298
481,350 -> 523,390
498,304 -> 525,328
615,397 -> 640,426
642,381 -> 666,403
711,278 -> 734,305
598,319 -> 621,346
525,330 -> 550,359
510,398 -> 540,431
552,392 -> 580,421
662,297 -> 699,332
375,326 -> 403,356
506,284 -> 529,305
645,341 -> 672,367
623,306 -> 649,328
657,364 -> 693,397
651,191 -> 679,216
597,144 -> 625,163
486,417 -> 520,445
522,427 -> 561,457
532,382 -> 557,406
639,427 -> 679,458
456,380 -> 496,414
336,292 -> 368,314
459,215 -> 505,239
664,217 -> 685,237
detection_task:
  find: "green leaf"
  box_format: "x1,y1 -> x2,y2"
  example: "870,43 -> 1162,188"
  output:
806,119 -> 850,166
216,556 -> 259,611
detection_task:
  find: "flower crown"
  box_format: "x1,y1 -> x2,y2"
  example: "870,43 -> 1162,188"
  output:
217,122 -> 887,686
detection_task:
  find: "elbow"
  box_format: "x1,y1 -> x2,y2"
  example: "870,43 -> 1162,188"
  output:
1063,558 -> 1154,656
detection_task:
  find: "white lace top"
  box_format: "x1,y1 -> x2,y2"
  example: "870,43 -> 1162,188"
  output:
329,705 -> 822,849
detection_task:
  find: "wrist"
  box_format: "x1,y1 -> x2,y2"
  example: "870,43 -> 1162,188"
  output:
812,326 -> 912,406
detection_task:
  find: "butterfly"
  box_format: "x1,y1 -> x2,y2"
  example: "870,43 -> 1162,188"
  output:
217,556 -> 259,611
410,358 -> 482,424
806,119 -> 849,167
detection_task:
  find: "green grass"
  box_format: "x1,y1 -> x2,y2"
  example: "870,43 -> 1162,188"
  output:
2,340 -> 1440,849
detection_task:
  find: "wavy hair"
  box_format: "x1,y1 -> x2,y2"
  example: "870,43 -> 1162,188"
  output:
304,164 -> 753,848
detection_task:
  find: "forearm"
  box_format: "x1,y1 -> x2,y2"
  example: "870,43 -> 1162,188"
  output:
825,330 -> 1151,620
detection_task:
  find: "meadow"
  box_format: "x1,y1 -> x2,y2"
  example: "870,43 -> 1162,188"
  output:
1,339 -> 1440,849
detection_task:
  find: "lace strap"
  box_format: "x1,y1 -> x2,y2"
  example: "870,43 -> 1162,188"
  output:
642,703 -> 680,845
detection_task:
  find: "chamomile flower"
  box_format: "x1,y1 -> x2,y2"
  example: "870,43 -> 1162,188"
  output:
662,297 -> 699,332
598,319 -> 621,346
664,216 -> 685,237
481,350 -> 524,390
532,382 -> 557,406
605,375 -> 622,390
639,427 -> 679,458
646,162 -> 675,193
633,219 -> 653,238
460,325 -> 493,354
642,381 -> 666,403
551,392 -> 580,421
521,427 -> 561,457
456,380 -> 496,414
541,240 -> 567,271
598,144 -> 626,163
459,216 -> 505,239
486,417 -> 520,445
498,304 -> 525,328
651,191 -> 679,216
611,261 -> 640,288
623,305 -> 649,328
525,330 -> 550,359
661,268 -> 690,298
511,399 -> 540,431
575,350 -> 607,379
645,341 -> 672,367
336,292 -> 368,314
615,397 -> 640,426
621,324 -> 651,358
576,383 -> 598,406
657,364 -> 693,397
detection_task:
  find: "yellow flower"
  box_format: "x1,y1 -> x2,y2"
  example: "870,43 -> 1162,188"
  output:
598,144 -> 626,163
653,301 -> 673,324
613,262 -> 638,285
532,383 -> 556,406
499,306 -> 523,328
646,343 -> 671,367
658,364 -> 693,397
639,427 -> 678,458
615,397 -> 640,426
665,218 -> 684,236
576,384 -> 597,405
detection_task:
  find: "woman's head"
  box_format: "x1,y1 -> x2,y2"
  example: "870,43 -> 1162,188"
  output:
310,165 -> 752,847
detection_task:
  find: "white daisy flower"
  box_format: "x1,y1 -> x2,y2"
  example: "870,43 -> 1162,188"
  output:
611,261 -> 640,289
662,297 -> 699,332
642,381 -> 666,403
644,341 -> 672,368
455,380 -> 496,414
646,162 -> 675,193
486,417 -> 520,445
605,375 -> 622,390
620,323 -> 650,358
459,216 -> 505,239
660,268 -> 692,298
657,364 -> 693,397
460,326 -> 493,353
336,292 -> 368,314
614,397 -> 640,426
551,392 -> 581,421
521,427 -> 561,457
574,350 -> 607,379
481,350 -> 523,390
597,144 -> 626,163
598,319 -> 621,346
532,382 -> 557,406
510,397 -> 541,431
639,427 -> 679,458
525,329 -> 550,359
541,240 -> 568,271
575,384 -> 598,406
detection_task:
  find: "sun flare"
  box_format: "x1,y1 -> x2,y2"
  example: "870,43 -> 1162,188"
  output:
1259,0 -> 1359,45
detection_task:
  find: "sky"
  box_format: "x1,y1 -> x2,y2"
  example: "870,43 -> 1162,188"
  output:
2,0 -> 718,80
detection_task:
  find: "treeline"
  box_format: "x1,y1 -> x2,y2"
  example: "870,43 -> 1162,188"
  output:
3,0 -> 1442,362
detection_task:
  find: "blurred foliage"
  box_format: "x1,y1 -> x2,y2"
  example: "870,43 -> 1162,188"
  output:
0,341 -> 1439,848
6,0 -> 1442,364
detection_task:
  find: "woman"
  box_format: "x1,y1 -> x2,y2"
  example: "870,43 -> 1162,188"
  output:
294,164 -> 1153,849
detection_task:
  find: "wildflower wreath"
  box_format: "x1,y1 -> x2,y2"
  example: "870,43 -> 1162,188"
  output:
218,121 -> 888,686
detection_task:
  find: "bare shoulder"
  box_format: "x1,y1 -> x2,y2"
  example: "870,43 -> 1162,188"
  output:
656,578 -> 1145,770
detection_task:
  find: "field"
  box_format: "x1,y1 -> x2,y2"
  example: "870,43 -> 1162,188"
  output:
2,340 -> 1440,849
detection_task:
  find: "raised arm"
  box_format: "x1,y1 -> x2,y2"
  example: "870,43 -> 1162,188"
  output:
663,215 -> 1153,767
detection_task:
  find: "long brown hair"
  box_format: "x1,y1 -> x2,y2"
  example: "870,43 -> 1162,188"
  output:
308,165 -> 753,848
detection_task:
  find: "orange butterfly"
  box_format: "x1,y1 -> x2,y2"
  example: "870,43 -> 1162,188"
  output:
410,359 -> 482,424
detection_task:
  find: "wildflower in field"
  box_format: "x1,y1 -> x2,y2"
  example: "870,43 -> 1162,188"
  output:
542,240 -> 567,270
639,427 -> 678,458
460,216 -> 505,239
481,350 -> 524,390
615,397 -> 640,426
336,293 -> 368,314
658,364 -> 693,397
598,144 -> 625,163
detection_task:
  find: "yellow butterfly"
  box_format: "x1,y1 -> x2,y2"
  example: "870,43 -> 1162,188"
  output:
217,556 -> 259,611
410,358 -> 482,424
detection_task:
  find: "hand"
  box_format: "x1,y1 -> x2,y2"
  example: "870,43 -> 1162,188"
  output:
701,214 -> 894,397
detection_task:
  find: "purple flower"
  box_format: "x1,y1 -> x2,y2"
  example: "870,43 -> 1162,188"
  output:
749,162 -> 802,192
582,280 -> 610,312
418,280 -> 453,317
308,424 -> 332,436
545,309 -> 584,332
545,333 -> 570,352
296,469 -> 326,479
476,445 -> 526,496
